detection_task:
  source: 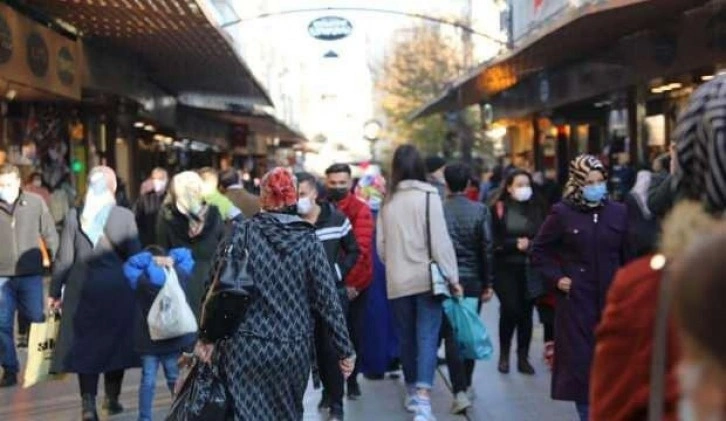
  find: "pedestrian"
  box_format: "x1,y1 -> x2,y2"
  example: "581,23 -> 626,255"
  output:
123,246 -> 197,421
24,171 -> 51,205
134,167 -> 169,247
490,168 -> 546,376
115,177 -> 132,208
424,155 -> 447,199
0,163 -> 58,387
198,167 -> 242,222
442,162 -> 495,414
297,171 -> 360,421
219,168 -> 260,218
531,154 -> 629,421
49,166 -> 142,420
156,171 -> 225,320
325,163 -> 374,399
624,170 -> 659,257
648,144 -> 678,219
355,173 -> 400,382
49,173 -> 74,231
671,229 -> 726,421
591,75 -> 726,421
192,167 -> 355,421
377,144 -> 462,421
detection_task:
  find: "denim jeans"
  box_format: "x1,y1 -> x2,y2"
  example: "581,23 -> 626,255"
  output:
0,275 -> 44,373
390,293 -> 442,390
576,402 -> 590,421
139,353 -> 179,421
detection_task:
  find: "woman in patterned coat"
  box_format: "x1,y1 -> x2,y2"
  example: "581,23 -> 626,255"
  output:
194,168 -> 355,421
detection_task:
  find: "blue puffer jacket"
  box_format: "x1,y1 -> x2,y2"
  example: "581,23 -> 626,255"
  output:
123,248 -> 197,355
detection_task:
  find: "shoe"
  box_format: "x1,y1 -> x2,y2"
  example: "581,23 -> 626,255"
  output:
81,394 -> 98,421
0,371 -> 17,388
347,382 -> 362,400
318,393 -> 331,411
450,391 -> 472,414
16,334 -> 28,349
518,357 -> 536,375
404,391 -> 417,413
498,357 -> 510,374
102,396 -> 124,415
413,397 -> 437,421
328,405 -> 344,421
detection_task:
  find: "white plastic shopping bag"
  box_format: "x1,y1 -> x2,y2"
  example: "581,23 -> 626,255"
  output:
23,311 -> 64,388
148,267 -> 198,341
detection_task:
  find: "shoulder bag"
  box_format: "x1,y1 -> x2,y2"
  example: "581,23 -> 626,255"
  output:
199,222 -> 256,343
426,192 -> 450,300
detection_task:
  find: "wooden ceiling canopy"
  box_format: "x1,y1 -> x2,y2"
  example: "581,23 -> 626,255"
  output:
22,0 -> 271,103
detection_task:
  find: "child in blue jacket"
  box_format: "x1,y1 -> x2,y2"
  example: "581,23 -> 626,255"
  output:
123,246 -> 196,421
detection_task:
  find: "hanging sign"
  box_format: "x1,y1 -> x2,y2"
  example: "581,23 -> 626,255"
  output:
308,16 -> 353,41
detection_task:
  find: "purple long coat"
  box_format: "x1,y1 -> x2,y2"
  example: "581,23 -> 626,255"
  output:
531,200 -> 629,403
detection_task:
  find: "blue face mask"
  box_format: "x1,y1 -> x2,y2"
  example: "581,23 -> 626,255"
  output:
582,183 -> 607,203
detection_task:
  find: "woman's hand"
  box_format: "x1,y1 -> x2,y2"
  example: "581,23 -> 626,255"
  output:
194,341 -> 215,364
557,277 -> 572,293
450,283 -> 464,298
47,297 -> 62,313
517,237 -> 530,252
339,357 -> 356,379
481,287 -> 494,303
153,256 -> 174,268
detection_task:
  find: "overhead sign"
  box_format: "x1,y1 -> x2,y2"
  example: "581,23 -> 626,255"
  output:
308,16 -> 353,41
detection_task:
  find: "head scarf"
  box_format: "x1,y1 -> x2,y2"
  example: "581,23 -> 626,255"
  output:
81,166 -> 117,247
355,173 -> 386,211
630,170 -> 653,219
260,167 -> 297,212
563,154 -> 607,209
169,171 -> 208,238
674,75 -> 726,211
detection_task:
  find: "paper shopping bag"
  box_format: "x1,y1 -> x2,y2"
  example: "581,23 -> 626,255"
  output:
23,312 -> 64,388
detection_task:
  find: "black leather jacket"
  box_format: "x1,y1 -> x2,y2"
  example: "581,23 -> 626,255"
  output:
443,194 -> 494,296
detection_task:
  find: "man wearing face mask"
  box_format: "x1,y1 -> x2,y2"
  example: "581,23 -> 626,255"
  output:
325,163 -> 373,399
297,172 -> 359,421
134,168 -> 169,247
0,164 -> 58,387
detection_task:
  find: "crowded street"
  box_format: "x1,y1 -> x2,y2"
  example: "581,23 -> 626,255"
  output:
1,0 -> 726,421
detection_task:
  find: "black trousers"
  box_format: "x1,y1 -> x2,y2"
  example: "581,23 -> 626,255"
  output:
442,300 -> 481,393
78,370 -> 125,398
346,288 -> 368,387
494,264 -> 533,359
17,313 -> 30,336
315,311 -> 346,414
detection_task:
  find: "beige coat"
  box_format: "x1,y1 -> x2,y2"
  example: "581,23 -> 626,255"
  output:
377,180 -> 459,300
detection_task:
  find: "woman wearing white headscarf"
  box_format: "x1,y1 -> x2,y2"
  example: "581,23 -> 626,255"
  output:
156,171 -> 224,320
49,166 -> 142,421
624,170 -> 660,257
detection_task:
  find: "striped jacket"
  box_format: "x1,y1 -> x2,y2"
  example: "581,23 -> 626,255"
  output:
312,202 -> 360,286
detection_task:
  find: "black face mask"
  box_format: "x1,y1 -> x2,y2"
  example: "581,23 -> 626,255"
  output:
328,187 -> 348,202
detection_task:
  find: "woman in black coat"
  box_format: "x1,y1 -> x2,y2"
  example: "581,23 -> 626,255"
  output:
49,166 -> 142,421
156,171 -> 225,319
490,169 -> 546,375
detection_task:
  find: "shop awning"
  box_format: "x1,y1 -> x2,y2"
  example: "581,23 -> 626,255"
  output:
411,0 -> 709,120
21,0 -> 272,105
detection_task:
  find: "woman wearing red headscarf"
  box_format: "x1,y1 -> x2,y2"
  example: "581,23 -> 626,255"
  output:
191,168 -> 355,421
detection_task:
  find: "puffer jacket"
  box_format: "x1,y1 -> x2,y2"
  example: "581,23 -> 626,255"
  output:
336,193 -> 374,291
443,194 -> 494,296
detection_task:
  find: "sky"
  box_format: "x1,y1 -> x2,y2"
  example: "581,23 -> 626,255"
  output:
211,0 -> 505,171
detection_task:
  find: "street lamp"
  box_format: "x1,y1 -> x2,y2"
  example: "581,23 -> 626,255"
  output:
364,119 -> 382,162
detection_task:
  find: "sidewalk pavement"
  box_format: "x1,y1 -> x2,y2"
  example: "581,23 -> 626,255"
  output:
0,297 -> 576,420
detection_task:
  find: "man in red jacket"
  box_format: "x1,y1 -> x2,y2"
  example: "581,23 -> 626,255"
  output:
326,163 -> 374,400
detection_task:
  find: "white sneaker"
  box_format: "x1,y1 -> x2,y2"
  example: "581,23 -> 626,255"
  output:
414,399 -> 437,421
451,392 -> 472,414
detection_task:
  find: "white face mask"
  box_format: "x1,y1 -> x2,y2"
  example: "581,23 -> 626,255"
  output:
512,186 -> 533,202
297,197 -> 314,215
152,179 -> 167,193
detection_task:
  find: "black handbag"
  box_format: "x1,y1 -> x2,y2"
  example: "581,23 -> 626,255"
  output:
166,361 -> 230,421
199,223 -> 256,343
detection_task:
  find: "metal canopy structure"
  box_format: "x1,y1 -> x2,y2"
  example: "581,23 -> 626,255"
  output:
411,0 -> 709,120
21,0 -> 272,105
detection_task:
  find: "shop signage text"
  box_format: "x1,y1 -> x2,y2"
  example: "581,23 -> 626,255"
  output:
308,16 -> 353,41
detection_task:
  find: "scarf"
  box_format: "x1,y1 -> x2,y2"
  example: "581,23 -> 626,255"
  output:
630,170 -> 653,219
80,170 -> 117,247
674,75 -> 726,211
186,203 -> 209,238
563,154 -> 607,210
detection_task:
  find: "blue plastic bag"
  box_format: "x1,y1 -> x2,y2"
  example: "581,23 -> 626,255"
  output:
442,297 -> 493,361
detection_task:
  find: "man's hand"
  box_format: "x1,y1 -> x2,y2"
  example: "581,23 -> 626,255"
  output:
557,277 -> 573,294
194,341 -> 215,364
450,283 -> 464,298
346,287 -> 359,301
47,297 -> 62,313
517,237 -> 530,252
340,357 -> 356,379
481,287 -> 494,303
153,256 -> 174,268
